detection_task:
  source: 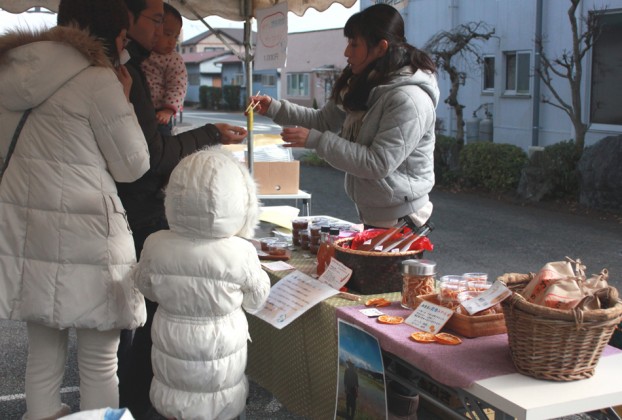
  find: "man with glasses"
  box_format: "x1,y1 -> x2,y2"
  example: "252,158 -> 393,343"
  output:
117,0 -> 248,418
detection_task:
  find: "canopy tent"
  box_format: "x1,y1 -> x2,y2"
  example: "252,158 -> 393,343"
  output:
0,0 -> 356,172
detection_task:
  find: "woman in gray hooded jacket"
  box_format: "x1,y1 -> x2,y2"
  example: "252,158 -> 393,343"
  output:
250,4 -> 439,229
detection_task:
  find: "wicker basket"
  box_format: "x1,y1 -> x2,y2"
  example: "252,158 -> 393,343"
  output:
499,273 -> 622,381
333,237 -> 423,294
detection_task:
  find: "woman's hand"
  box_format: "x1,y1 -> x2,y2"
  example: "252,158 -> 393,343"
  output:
114,64 -> 132,101
280,126 -> 310,148
246,95 -> 272,116
214,123 -> 247,144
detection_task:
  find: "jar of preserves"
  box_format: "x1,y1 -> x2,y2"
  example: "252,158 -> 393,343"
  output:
401,259 -> 436,309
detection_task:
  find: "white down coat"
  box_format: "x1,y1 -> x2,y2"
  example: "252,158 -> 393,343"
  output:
134,148 -> 271,420
0,27 -> 150,330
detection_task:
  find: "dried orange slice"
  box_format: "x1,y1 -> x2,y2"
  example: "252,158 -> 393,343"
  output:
365,297 -> 391,307
410,331 -> 436,343
377,315 -> 404,325
434,332 -> 462,345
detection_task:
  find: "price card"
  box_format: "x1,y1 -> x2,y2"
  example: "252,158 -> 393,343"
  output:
318,258 -> 352,290
461,280 -> 512,315
405,300 -> 453,333
359,308 -> 384,318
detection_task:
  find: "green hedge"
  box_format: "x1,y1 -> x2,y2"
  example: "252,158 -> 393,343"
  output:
223,85 -> 242,110
459,142 -> 528,192
199,86 -> 222,110
534,140 -> 580,199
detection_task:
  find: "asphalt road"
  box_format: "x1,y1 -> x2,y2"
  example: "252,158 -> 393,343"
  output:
1,111 -> 621,419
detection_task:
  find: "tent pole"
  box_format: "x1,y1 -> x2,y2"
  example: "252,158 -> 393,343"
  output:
244,16 -> 254,174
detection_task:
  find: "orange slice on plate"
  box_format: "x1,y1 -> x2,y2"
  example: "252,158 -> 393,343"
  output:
365,297 -> 391,307
410,331 -> 436,343
434,332 -> 462,345
377,315 -> 404,325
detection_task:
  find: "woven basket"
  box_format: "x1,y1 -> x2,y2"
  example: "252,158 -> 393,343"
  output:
333,237 -> 423,294
499,273 -> 622,381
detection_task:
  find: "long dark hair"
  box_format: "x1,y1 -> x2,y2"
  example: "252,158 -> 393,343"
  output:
57,0 -> 130,65
331,3 -> 436,111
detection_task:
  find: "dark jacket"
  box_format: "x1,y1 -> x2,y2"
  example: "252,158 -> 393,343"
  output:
116,40 -> 222,230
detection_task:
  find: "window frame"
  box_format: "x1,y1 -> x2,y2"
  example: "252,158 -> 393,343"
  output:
482,55 -> 495,93
588,9 -> 622,128
286,73 -> 310,97
504,51 -> 531,95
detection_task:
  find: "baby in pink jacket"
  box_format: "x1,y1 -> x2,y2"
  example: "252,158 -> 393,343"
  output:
141,2 -> 187,129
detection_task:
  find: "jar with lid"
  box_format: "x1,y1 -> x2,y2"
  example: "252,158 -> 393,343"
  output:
401,259 -> 436,309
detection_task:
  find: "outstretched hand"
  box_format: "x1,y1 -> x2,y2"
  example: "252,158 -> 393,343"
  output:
214,123 -> 247,144
245,95 -> 272,116
280,126 -> 310,148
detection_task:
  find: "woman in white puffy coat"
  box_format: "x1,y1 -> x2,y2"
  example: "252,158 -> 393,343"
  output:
134,147 -> 271,420
0,1 -> 149,418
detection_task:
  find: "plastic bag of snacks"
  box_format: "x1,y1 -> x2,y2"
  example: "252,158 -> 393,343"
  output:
520,257 -> 609,310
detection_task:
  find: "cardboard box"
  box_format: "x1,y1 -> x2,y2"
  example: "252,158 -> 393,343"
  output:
253,161 -> 300,195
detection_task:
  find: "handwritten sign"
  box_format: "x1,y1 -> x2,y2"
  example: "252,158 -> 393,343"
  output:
255,3 -> 288,70
460,281 -> 512,315
318,258 -> 352,290
405,300 -> 453,333
253,270 -> 339,329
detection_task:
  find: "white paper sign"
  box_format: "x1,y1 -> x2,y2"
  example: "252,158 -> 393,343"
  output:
253,270 -> 340,329
461,280 -> 512,315
255,3 -> 288,70
317,258 -> 352,290
405,300 -> 453,333
261,260 -> 296,271
360,308 -> 384,317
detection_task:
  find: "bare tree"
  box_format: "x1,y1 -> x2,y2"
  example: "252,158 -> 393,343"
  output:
536,0 -> 603,155
424,22 -> 495,143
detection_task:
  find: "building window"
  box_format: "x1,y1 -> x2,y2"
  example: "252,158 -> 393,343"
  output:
590,11 -> 622,125
287,73 -> 310,97
483,56 -> 495,91
504,51 -> 530,94
252,74 -> 275,87
232,73 -> 245,86
262,74 -> 276,87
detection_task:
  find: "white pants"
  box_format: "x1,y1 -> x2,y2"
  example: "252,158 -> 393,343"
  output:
25,322 -> 120,419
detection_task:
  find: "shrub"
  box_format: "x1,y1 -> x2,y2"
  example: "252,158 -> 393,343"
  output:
434,134 -> 461,186
198,86 -> 222,110
223,85 -> 242,110
459,142 -> 528,192
539,140 -> 580,198
299,151 -> 328,167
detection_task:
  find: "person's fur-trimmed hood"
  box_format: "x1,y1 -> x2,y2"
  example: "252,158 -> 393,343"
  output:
0,26 -> 112,111
165,147 -> 261,240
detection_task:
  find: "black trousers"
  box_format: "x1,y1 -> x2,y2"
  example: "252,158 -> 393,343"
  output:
118,218 -> 168,419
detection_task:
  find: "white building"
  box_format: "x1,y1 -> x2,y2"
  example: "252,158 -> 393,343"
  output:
360,0 -> 622,151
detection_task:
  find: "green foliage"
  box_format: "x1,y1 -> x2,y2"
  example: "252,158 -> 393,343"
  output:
223,85 -> 242,110
538,140 -> 580,198
299,151 -> 328,167
198,86 -> 222,110
312,98 -> 319,109
434,134 -> 461,185
459,142 -> 528,191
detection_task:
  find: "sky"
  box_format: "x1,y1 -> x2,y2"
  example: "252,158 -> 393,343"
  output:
0,2 -> 360,40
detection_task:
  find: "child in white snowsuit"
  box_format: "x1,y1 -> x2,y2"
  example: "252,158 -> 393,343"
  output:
133,147 -> 271,420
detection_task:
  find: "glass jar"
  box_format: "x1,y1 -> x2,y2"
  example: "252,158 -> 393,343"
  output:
401,259 -> 436,309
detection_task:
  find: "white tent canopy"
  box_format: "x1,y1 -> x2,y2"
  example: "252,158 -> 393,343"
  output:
0,0 -> 356,171
0,0 -> 356,20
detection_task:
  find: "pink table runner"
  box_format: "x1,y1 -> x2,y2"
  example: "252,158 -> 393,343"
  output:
336,302 -> 621,389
